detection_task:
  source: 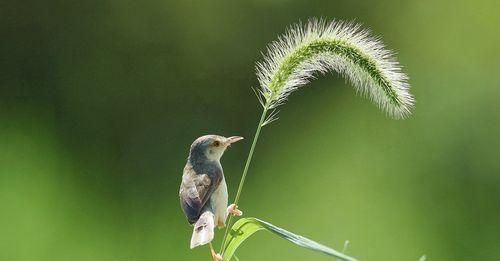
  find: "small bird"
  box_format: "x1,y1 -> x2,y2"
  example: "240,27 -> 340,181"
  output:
179,135 -> 244,261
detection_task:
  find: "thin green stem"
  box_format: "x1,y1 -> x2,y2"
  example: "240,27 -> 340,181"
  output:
220,105 -> 269,256
233,108 -> 268,206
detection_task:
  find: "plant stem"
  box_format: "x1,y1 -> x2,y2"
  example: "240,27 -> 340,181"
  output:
220,105 -> 269,255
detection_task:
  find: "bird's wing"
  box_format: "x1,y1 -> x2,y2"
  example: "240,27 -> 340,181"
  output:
179,165 -> 221,224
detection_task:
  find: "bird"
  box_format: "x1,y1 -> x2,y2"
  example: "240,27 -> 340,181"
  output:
179,135 -> 244,261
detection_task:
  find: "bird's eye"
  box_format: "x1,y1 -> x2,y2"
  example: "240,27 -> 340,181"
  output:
213,141 -> 220,147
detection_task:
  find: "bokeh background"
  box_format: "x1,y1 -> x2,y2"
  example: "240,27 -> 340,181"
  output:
1,0 -> 499,260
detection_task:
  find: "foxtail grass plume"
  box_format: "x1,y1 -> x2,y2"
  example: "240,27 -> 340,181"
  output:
220,19 -> 414,256
256,19 -> 414,123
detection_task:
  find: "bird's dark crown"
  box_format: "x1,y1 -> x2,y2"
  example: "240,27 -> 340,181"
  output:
188,135 -> 225,164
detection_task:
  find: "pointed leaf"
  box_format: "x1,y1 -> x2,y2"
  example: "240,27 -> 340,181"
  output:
222,218 -> 358,261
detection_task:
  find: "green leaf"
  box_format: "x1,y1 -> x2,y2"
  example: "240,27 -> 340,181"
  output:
222,217 -> 359,261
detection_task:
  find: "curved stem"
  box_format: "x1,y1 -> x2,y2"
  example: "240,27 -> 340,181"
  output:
220,105 -> 269,255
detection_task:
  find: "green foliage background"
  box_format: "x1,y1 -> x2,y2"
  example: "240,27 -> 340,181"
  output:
1,0 -> 499,260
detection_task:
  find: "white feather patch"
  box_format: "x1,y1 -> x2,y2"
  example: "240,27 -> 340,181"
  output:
190,211 -> 215,249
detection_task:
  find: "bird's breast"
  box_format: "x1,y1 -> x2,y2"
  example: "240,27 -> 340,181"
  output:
210,178 -> 228,227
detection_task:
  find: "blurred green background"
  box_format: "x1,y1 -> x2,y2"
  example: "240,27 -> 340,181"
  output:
1,0 -> 499,260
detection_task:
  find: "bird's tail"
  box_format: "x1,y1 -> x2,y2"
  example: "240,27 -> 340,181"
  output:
190,211 -> 215,249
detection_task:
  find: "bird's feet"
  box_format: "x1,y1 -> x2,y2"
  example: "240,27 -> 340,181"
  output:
210,247 -> 223,261
227,203 -> 243,216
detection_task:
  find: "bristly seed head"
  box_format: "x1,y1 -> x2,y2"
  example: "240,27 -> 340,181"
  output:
255,18 -> 414,123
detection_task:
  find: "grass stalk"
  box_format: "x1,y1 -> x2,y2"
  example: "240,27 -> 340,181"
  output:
217,19 -> 413,259
220,105 -> 269,255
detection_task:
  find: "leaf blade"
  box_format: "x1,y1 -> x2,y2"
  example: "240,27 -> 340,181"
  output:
222,218 -> 358,261
222,217 -> 265,260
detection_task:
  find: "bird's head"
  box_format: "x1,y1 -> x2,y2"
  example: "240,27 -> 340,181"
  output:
189,135 -> 244,163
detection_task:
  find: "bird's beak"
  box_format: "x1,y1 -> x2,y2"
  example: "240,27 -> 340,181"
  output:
225,136 -> 244,146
